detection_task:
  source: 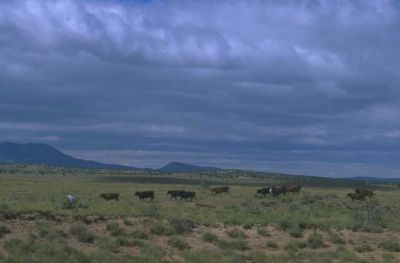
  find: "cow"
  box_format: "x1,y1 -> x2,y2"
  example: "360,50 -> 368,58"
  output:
100,193 -> 120,201
180,191 -> 196,201
256,188 -> 271,197
135,191 -> 154,202
355,189 -> 374,198
286,185 -> 301,194
347,192 -> 366,201
167,190 -> 185,200
210,186 -> 230,196
64,194 -> 79,209
270,186 -> 287,197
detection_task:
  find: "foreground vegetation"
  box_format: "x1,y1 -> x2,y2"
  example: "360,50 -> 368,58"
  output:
0,165 -> 399,262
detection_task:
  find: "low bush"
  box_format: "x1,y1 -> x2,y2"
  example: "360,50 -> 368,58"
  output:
288,224 -> 303,238
266,240 -> 279,249
328,230 -> 345,244
226,228 -> 246,239
257,227 -> 270,237
106,222 -> 126,236
0,224 -> 11,237
307,232 -> 324,249
355,244 -> 373,253
150,221 -> 175,236
202,232 -> 219,243
379,240 -> 400,252
69,224 -> 95,243
168,236 -> 190,250
169,218 -> 195,234
217,239 -> 249,251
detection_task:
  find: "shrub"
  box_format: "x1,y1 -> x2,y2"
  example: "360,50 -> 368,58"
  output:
0,224 -> 11,237
379,240 -> 400,252
226,228 -> 247,239
307,232 -> 324,249
96,236 -> 120,253
131,229 -> 148,239
257,227 -> 270,237
355,244 -> 373,253
288,224 -> 303,238
217,239 -> 249,251
3,238 -> 33,255
328,230 -> 345,244
69,224 -> 95,243
279,220 -> 290,231
117,236 -> 145,247
150,221 -> 174,236
283,241 -> 298,251
202,232 -> 219,243
361,224 -> 383,233
169,218 -> 195,234
168,236 -> 190,250
266,240 -> 279,249
106,222 -> 126,236
243,224 -> 253,230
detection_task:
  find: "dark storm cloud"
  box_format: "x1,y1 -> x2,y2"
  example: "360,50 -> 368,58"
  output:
1,0 -> 400,177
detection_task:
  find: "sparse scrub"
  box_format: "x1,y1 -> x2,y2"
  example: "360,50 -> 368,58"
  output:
307,232 -> 324,249
168,236 -> 190,250
226,228 -> 246,239
217,239 -> 249,251
288,224 -> 303,238
202,232 -> 219,243
0,224 -> 11,237
106,222 -> 126,236
266,240 -> 279,249
169,218 -> 195,234
328,230 -> 345,244
69,224 -> 95,243
355,244 -> 373,253
257,227 -> 270,237
150,221 -> 174,236
379,240 -> 400,252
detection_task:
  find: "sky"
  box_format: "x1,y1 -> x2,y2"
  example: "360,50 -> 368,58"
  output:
1,0 -> 400,177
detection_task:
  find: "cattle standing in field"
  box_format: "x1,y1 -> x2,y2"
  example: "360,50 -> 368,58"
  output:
211,186 -> 230,196
135,191 -> 154,202
167,190 -> 185,200
286,185 -> 301,194
180,191 -> 196,201
355,189 -> 374,198
270,186 -> 287,197
347,192 -> 366,201
256,188 -> 272,197
100,193 -> 120,201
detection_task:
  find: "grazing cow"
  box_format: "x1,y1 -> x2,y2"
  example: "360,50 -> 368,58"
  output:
210,186 -> 230,196
270,186 -> 287,197
64,194 -> 79,209
167,190 -> 185,200
256,188 -> 271,197
100,193 -> 120,201
180,191 -> 196,201
286,185 -> 302,194
135,191 -> 154,202
347,193 -> 366,201
355,189 -> 374,198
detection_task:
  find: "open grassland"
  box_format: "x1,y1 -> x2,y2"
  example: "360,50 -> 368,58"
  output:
0,172 -> 400,262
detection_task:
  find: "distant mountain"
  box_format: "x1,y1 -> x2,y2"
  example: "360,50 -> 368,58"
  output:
0,142 -> 134,170
158,162 -> 222,173
345,176 -> 400,183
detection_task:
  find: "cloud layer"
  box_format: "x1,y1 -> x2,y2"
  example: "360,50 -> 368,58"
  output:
1,0 -> 400,177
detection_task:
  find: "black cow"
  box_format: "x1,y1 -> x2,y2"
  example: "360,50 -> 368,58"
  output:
100,193 -> 120,201
270,186 -> 287,197
180,191 -> 196,201
211,186 -> 230,196
135,191 -> 154,202
167,190 -> 185,200
355,189 -> 374,198
256,188 -> 271,197
347,193 -> 366,201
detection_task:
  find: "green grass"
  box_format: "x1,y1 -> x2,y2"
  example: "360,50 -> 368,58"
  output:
0,170 -> 400,262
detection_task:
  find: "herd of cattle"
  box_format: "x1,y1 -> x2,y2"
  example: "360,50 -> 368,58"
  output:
94,185 -> 374,202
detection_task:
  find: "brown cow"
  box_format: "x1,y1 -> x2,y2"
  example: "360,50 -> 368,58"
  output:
100,193 -> 120,201
211,186 -> 230,196
347,193 -> 365,201
286,185 -> 301,194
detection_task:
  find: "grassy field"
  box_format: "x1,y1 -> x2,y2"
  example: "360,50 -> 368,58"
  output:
0,168 -> 400,262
